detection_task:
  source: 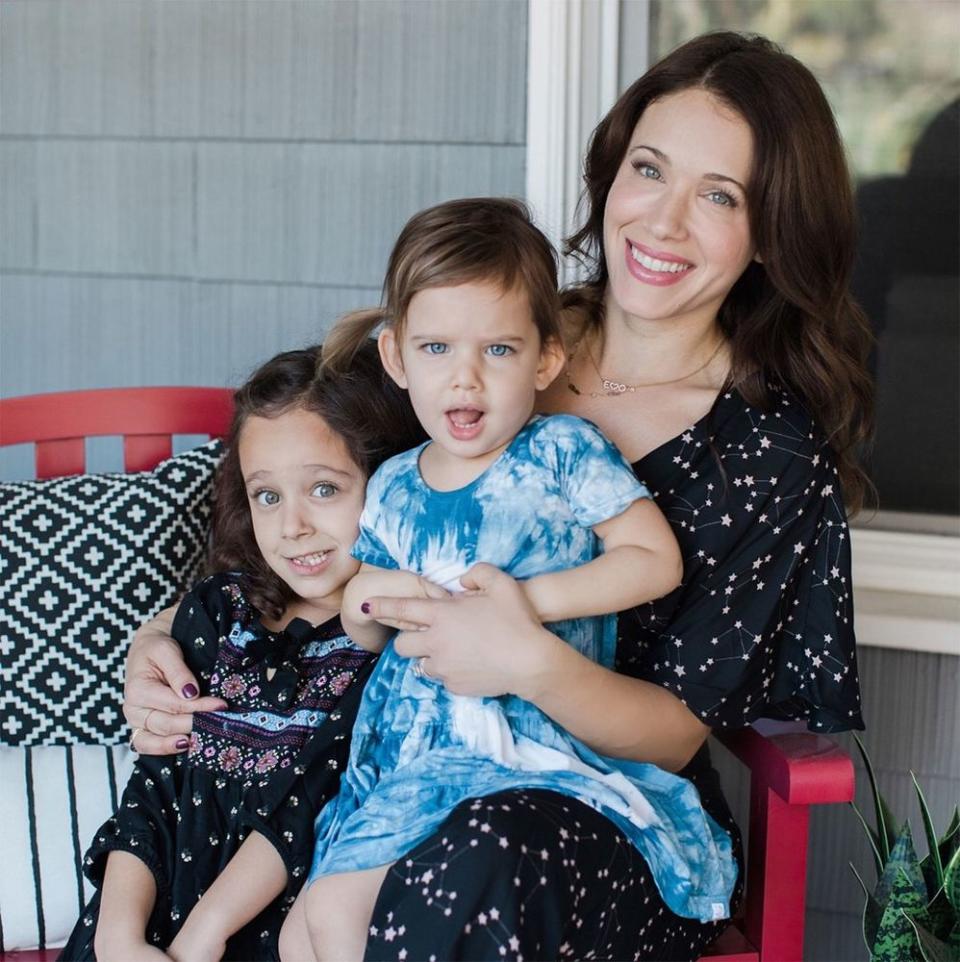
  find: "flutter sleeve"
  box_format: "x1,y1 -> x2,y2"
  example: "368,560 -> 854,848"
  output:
538,414 -> 652,527
627,395 -> 864,734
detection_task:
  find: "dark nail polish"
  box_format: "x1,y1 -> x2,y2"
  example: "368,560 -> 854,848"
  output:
175,738 -> 190,750
360,602 -> 371,615
181,683 -> 198,698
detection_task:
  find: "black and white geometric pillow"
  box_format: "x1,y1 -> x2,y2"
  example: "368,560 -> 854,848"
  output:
0,440 -> 223,746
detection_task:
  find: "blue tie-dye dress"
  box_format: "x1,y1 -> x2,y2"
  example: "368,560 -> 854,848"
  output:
309,415 -> 737,922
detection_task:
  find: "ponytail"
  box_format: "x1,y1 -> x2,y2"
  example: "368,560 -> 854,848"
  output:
321,308 -> 388,375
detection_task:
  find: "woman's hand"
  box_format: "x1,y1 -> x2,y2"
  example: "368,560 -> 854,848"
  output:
366,564 -> 710,770
365,563 -> 562,698
123,605 -> 226,755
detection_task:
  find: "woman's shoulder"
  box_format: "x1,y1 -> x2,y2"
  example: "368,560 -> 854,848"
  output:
715,382 -> 836,473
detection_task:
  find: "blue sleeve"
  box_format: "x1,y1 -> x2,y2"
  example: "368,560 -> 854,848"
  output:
350,466 -> 400,570
544,416 -> 651,528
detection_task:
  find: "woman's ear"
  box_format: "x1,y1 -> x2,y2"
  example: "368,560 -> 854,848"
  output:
535,336 -> 567,391
377,328 -> 408,389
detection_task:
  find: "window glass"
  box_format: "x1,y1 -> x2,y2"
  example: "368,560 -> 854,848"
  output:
650,0 -> 960,524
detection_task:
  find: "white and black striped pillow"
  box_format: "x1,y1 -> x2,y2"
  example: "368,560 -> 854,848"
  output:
0,744 -> 134,952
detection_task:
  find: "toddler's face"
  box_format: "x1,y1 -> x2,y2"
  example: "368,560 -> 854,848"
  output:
379,280 -> 563,476
239,406 -> 366,623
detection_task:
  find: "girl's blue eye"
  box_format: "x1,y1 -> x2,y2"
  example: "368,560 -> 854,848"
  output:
486,344 -> 513,357
423,342 -> 448,355
312,482 -> 338,498
254,490 -> 279,507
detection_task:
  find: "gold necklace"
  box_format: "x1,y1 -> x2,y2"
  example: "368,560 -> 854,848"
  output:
564,336 -> 726,398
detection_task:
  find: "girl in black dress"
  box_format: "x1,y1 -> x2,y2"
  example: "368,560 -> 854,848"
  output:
61,342 -> 423,962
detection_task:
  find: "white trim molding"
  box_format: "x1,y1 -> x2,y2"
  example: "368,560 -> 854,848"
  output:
851,528 -> 960,656
525,0 -> 621,284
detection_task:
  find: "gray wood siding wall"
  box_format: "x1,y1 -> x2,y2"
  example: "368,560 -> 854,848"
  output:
0,0 -> 527,408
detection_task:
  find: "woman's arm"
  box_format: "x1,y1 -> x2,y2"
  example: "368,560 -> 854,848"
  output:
94,851 -> 170,962
167,832 -> 287,962
367,566 -> 709,772
123,605 -> 227,756
523,499 -> 682,622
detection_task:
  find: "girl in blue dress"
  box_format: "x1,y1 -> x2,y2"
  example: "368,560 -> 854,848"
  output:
290,198 -> 738,961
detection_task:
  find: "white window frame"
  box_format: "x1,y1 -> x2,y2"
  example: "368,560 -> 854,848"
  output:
524,0 -> 960,656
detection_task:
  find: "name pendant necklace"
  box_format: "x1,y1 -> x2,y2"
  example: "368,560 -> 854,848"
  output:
563,335 -> 725,398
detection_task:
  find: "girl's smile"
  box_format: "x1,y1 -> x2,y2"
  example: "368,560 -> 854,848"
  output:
239,406 -> 366,623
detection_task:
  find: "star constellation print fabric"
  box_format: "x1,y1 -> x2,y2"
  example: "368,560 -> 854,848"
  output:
618,385 -> 863,734
310,415 -> 738,924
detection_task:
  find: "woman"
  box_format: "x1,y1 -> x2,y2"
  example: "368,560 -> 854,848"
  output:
124,32 -> 871,961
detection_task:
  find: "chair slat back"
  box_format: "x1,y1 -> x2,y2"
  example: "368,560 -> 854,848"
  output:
0,387 -> 234,479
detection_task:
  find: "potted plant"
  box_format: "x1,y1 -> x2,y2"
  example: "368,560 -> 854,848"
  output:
851,734 -> 960,961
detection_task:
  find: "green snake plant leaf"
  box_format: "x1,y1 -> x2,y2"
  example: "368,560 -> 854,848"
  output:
903,914 -> 958,962
852,801 -> 886,878
941,812 -> 960,874
872,868 -> 928,961
854,733 -> 898,866
944,846 -> 960,915
906,887 -> 957,945
853,861 -> 886,951
876,823 -> 927,911
915,772 -> 946,889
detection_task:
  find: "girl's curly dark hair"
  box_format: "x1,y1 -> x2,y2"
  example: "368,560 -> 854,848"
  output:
207,340 -> 426,621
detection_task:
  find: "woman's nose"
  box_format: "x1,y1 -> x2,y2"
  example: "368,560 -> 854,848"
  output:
647,187 -> 689,241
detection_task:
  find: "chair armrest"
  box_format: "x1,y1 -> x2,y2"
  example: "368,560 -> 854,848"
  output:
716,721 -> 854,805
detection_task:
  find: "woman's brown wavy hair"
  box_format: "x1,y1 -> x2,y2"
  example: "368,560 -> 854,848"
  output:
207,341 -> 426,621
564,31 -> 874,512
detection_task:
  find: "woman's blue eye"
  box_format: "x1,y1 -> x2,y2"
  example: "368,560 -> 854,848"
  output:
254,490 -> 279,506
706,189 -> 738,208
486,344 -> 513,357
632,161 -> 661,180
312,482 -> 338,498
423,342 -> 448,355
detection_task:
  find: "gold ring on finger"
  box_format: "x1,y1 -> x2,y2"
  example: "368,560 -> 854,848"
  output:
129,727 -> 144,752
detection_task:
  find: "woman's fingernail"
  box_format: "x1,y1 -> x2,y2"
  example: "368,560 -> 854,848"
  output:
181,683 -> 198,698
175,738 -> 190,750
360,602 -> 371,614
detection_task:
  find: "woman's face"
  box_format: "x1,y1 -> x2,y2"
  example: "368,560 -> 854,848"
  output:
602,87 -> 757,328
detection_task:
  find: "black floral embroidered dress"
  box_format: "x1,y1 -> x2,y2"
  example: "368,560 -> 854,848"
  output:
60,573 -> 375,961
362,386 -> 864,962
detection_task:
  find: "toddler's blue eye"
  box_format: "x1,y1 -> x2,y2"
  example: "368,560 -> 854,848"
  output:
254,490 -> 279,506
312,482 -> 338,498
423,343 -> 448,355
487,344 -> 513,357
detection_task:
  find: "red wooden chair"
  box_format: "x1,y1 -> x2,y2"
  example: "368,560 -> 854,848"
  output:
0,388 -> 854,962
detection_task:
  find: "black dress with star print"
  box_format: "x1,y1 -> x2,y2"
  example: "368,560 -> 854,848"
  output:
362,386 -> 864,962
60,573 -> 376,962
